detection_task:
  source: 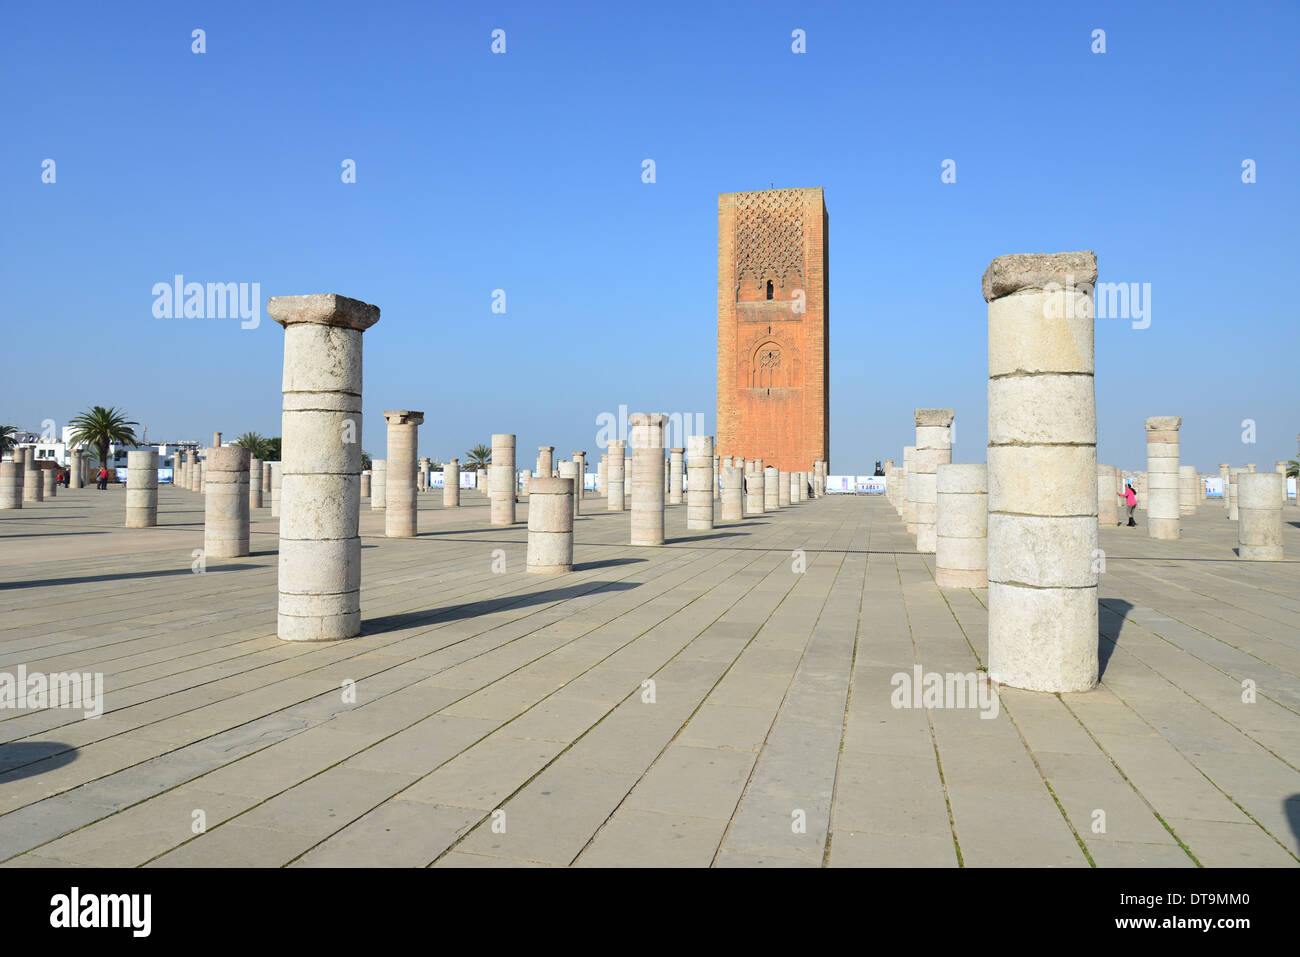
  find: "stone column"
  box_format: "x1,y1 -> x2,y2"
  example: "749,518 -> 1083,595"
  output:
669,448 -> 685,504
903,446 -> 916,532
687,434 -> 714,530
527,476 -> 574,573
763,466 -> 780,510
1144,416 -> 1181,540
606,440 -> 626,511
573,451 -> 587,501
22,449 -> 42,502
623,455 -> 632,502
489,433 -> 517,526
720,465 -> 743,521
476,468 -> 487,492
597,455 -> 606,496
520,471 -> 531,497
125,450 -> 159,527
1276,462 -> 1288,507
800,471 -> 810,502
1228,468 -> 1240,520
43,467 -> 57,498
213,431 -> 222,448
263,461 -> 272,496
178,453 -> 188,490
270,461 -> 282,517
360,470 -> 371,499
0,460 -> 23,509
383,411 -> 423,538
370,460 -> 387,510
663,456 -> 670,496
204,445 -> 249,557
1238,473 -> 1283,560
1178,465 -> 1198,515
936,463 -> 988,588
1245,463 -> 1256,472
1098,465 -> 1119,525
558,460 -> 580,518
418,458 -> 431,492
745,461 -> 765,515
444,459 -> 460,507
198,461 -> 205,493
537,446 -> 554,478
914,409 -> 955,553
712,450 -> 720,501
778,470 -> 791,507
249,457 -> 264,509
70,449 -> 83,489
270,293 -> 378,641
984,250 -> 1099,693
630,413 -> 667,545
1219,463 -> 1231,512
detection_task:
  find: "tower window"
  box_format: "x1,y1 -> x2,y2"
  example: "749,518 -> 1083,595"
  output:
765,280 -> 774,300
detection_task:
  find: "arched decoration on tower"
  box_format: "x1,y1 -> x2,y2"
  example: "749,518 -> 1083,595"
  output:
751,340 -> 785,388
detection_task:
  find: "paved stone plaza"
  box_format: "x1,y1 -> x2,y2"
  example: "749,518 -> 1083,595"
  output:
1,486 -> 1297,867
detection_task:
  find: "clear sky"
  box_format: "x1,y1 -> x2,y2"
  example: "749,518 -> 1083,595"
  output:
2,0 -> 1296,475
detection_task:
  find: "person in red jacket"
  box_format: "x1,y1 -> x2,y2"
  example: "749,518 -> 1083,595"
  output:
1120,482 -> 1137,527
97,466 -> 109,491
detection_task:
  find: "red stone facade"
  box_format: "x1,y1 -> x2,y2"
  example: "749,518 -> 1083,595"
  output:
716,188 -> 829,472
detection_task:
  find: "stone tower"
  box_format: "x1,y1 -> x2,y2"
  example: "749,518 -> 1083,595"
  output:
717,188 -> 829,473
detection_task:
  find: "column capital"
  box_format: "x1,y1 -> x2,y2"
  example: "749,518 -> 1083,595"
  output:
982,251 -> 1097,302
383,410 -> 425,426
914,409 -> 954,427
1144,416 -> 1182,431
269,293 -> 380,330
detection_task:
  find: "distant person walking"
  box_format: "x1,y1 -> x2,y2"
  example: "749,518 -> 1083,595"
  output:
61,467 -> 70,488
97,466 -> 109,491
1120,482 -> 1137,527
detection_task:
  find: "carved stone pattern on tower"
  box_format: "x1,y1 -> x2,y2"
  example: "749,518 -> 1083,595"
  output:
734,189 -> 805,287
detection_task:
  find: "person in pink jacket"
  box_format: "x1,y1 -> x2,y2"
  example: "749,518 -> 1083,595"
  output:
1119,483 -> 1137,527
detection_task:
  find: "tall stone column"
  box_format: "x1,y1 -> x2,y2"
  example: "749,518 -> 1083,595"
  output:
1276,462 -> 1288,507
70,449 -> 83,489
936,463 -> 988,588
370,459 -> 387,510
606,440 -> 626,510
720,465 -> 743,521
527,476 -> 574,573
178,453 -> 188,490
1145,416 -> 1181,540
125,450 -> 159,527
629,413 -> 667,545
788,471 -> 800,505
249,457 -> 264,509
1098,465 -> 1119,525
1219,463 -> 1231,512
597,455 -> 606,496
360,470 -> 371,499
270,461 -> 282,517
763,467 -> 780,510
884,459 -> 896,507
489,433 -> 517,526
537,446 -> 554,478
687,434 -> 714,530
213,431 -> 223,447
263,461 -> 272,496
903,446 -> 916,532
558,460 -> 580,519
745,462 -> 765,515
22,449 -> 42,502
384,411 -> 423,537
1238,473 -> 1283,560
444,459 -> 460,507
204,446 -> 249,557
43,467 -> 57,498
914,409 -> 955,553
778,470 -> 791,507
573,451 -> 587,501
799,471 -> 809,501
669,448 -> 685,505
984,250 -> 1098,693
418,458 -> 431,492
270,293 -> 378,641
623,455 -> 632,502
197,461 -> 205,493
1228,468 -> 1240,520
1178,465 -> 1198,514
0,460 -> 23,509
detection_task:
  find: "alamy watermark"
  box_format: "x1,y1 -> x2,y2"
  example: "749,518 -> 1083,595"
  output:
1,666 -> 104,718
152,275 -> 260,329
595,404 -> 707,450
1042,274 -> 1151,330
890,665 -> 999,719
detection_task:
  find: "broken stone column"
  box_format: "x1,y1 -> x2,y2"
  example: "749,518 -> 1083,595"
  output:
370,459 -> 387,510
213,431 -> 223,448
1,460 -> 23,509
763,466 -> 780,510
630,413 -> 667,545
1178,465 -> 1198,514
198,461 -> 205,493
788,471 -> 800,505
1145,416 -> 1181,540
70,449 -> 83,489
720,465 -> 743,521
1246,463 -> 1256,472
527,476 -> 573,573
669,448 -> 685,504
1098,465 -> 1119,525
270,461 -> 282,517
573,451 -> 587,501
984,250 -> 1099,693
936,463 -> 988,588
489,433 -> 517,526
1219,463 -> 1231,512
384,411 -> 423,537
249,457 -> 264,509
606,440 -> 626,511
536,446 -> 554,478
914,409 -> 955,553
778,470 -> 791,507
903,446 -> 916,531
22,449 -> 42,502
623,455 -> 633,502
1276,462 -> 1288,507
687,434 -> 714,530
263,461 -> 272,496
713,450 -> 720,501
360,470 -> 371,499
43,467 -> 57,498
444,459 -> 460,507
418,458 -> 431,492
520,471 -> 531,497
270,293 -> 377,641
1228,468 -> 1240,520
597,455 -> 606,496
204,445 -> 249,557
1238,472 -> 1283,560
558,460 -> 580,518
745,461 -> 765,515
125,450 -> 159,528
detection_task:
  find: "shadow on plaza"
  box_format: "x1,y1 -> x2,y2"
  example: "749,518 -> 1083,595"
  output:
0,564 -> 262,590
0,530 -> 110,539
1286,795 -> 1300,854
1097,598 -> 1135,680
573,558 -> 646,571
0,742 -> 77,781
363,580 -> 639,635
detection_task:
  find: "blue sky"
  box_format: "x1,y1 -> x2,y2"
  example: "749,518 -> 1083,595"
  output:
2,0 -> 1296,475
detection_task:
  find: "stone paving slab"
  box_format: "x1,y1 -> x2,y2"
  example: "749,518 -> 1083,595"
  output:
1,487 -> 1297,867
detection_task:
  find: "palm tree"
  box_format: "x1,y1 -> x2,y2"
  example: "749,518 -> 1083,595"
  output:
233,432 -> 274,459
68,406 -> 138,472
1287,460 -> 1298,502
0,425 -> 15,458
465,444 -> 492,470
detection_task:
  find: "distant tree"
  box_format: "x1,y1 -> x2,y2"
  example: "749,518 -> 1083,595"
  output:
362,451 -> 372,471
1288,460 -> 1299,499
233,432 -> 274,459
465,444 -> 492,470
265,436 -> 282,461
68,406 -> 138,471
0,425 -> 15,457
